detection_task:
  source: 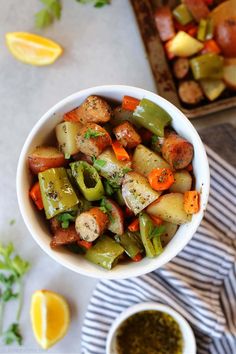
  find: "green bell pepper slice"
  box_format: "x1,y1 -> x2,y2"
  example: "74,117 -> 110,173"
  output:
173,4 -> 193,25
114,189 -> 126,206
133,98 -> 172,137
38,167 -> 79,219
190,53 -> 224,80
70,161 -> 104,201
197,19 -> 207,41
205,18 -> 213,40
139,213 -> 163,258
85,235 -> 124,270
114,232 -> 143,259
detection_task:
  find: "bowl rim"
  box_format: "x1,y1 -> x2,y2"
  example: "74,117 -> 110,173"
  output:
16,84 -> 210,279
106,302 -> 196,354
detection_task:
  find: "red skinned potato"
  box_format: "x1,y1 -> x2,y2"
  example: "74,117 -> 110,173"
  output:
105,198 -> 124,235
215,18 -> 236,57
64,95 -> 112,124
183,0 -> 209,22
154,6 -> 175,42
161,132 -> 194,170
28,146 -> 66,174
75,207 -> 109,242
76,123 -> 112,157
50,224 -> 79,248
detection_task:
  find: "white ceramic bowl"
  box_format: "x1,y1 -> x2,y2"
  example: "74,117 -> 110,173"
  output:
16,85 -> 209,279
106,302 -> 196,354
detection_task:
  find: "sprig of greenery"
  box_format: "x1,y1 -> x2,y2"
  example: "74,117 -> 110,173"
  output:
3,323 -> 22,345
35,0 -> 62,29
76,0 -> 110,8
35,0 -> 110,29
0,243 -> 30,345
99,197 -> 114,222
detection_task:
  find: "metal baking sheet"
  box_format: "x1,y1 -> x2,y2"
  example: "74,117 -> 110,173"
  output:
130,0 -> 236,119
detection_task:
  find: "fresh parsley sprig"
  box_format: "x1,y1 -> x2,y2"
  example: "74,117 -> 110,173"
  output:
35,0 -> 62,29
35,0 -> 110,29
56,211 -> 76,229
0,242 -> 30,345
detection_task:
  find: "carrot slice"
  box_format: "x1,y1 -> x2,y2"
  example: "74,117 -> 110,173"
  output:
188,26 -> 198,37
128,218 -> 140,232
201,40 -> 221,55
29,181 -> 44,210
122,96 -> 140,111
184,191 -> 200,214
112,140 -> 130,161
78,239 -> 93,249
148,168 -> 174,191
150,215 -> 163,226
132,253 -> 143,262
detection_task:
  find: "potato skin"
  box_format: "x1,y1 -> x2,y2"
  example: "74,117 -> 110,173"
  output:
215,18 -> 236,58
64,95 -> 112,124
76,123 -> 112,157
113,121 -> 141,149
161,132 -> 193,170
50,224 -> 79,248
28,146 -> 66,174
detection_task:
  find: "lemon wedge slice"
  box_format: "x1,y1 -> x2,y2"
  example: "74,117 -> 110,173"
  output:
30,290 -> 70,349
5,32 -> 63,66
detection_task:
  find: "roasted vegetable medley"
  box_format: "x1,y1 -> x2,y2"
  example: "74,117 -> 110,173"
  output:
28,95 -> 200,270
154,0 -> 236,104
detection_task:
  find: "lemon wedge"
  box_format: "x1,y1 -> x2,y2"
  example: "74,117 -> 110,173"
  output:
30,290 -> 70,349
5,32 -> 63,66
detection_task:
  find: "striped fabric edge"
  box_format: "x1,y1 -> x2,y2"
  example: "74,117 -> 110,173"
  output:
81,147 -> 236,354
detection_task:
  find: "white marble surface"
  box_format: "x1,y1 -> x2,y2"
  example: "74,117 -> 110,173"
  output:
0,1 -> 235,353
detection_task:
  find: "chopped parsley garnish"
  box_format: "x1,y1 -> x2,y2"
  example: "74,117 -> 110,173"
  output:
56,212 -> 76,229
84,129 -> 105,139
99,198 -> 114,222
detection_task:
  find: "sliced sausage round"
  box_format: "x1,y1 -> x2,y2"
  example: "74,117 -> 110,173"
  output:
173,58 -> 189,79
161,132 -> 194,170
178,81 -> 204,105
75,207 -> 109,242
113,121 -> 141,149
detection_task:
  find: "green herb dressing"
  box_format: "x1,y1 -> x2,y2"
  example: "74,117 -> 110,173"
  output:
116,310 -> 183,354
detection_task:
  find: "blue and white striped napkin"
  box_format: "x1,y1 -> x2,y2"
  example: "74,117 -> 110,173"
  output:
81,146 -> 236,354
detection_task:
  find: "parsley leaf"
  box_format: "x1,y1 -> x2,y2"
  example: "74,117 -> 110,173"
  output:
56,212 -> 76,229
3,323 -> 22,345
84,129 -> 105,139
9,219 -> 15,226
2,289 -> 18,302
149,225 -> 166,240
104,180 -> 114,196
76,0 -> 110,7
35,0 -> 61,29
99,198 -> 114,222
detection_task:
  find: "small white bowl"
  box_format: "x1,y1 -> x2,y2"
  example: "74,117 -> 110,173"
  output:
106,302 -> 196,354
16,85 -> 209,279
